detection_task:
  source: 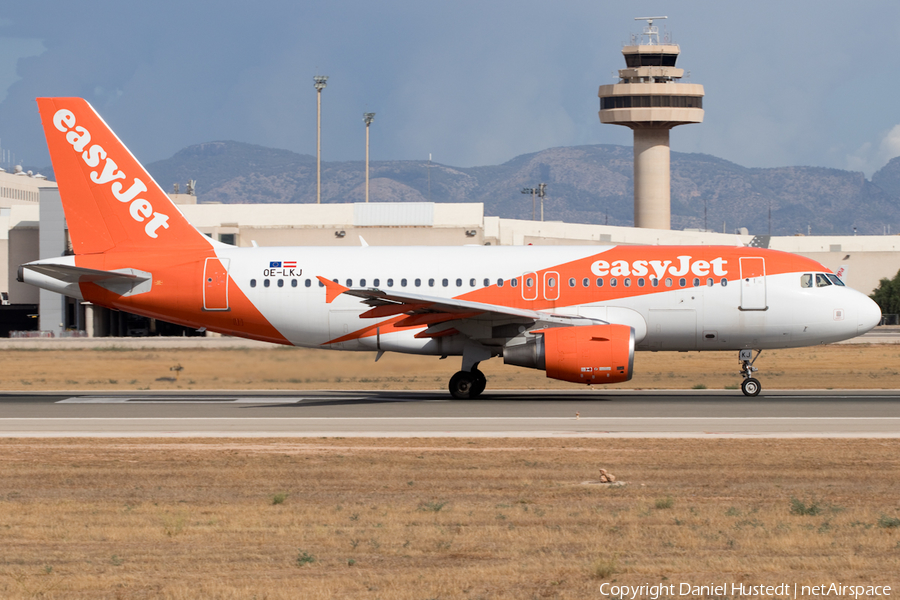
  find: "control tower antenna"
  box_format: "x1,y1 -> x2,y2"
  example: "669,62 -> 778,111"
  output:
634,16 -> 667,45
598,17 -> 704,230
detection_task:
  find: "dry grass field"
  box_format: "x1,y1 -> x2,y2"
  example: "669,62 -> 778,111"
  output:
0,343 -> 897,391
0,438 -> 898,599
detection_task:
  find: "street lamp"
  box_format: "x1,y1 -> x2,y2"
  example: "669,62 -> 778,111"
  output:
364,112 -> 375,203
314,75 -> 328,204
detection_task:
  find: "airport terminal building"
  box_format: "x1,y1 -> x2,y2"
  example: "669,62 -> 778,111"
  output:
3,181 -> 900,337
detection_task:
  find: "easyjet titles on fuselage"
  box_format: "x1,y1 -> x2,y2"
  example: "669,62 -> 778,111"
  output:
51,109 -> 170,239
590,256 -> 728,279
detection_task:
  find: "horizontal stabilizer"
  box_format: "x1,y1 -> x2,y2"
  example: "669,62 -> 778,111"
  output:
19,262 -> 152,298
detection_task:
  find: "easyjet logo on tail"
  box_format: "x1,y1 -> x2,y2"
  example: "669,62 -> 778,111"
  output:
590,256 -> 728,278
52,109 -> 170,239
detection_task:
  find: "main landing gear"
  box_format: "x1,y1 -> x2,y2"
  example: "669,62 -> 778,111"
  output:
448,342 -> 492,399
739,349 -> 762,396
448,367 -> 487,399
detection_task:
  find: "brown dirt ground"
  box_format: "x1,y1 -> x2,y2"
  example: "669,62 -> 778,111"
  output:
0,343 -> 897,391
0,438 -> 898,599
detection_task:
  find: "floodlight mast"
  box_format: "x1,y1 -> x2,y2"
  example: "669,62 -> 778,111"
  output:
314,75 -> 328,204
364,112 -> 375,203
521,187 -> 536,220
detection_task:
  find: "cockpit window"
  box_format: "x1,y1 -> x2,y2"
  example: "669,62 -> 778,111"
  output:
815,273 -> 832,287
800,274 -> 812,288
826,274 -> 845,286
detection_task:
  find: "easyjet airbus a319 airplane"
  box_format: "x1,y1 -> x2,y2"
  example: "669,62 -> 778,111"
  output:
20,98 -> 882,397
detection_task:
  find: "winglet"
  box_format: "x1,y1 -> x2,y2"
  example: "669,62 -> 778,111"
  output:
317,276 -> 349,303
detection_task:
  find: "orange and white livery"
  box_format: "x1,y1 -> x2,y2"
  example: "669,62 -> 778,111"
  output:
21,98 -> 882,397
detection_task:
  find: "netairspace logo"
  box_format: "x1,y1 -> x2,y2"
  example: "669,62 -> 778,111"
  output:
598,582 -> 892,599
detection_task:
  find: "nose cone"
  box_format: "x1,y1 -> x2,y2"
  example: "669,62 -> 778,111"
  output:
858,296 -> 882,335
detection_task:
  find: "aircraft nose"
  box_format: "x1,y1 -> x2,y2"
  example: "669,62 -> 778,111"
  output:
857,295 -> 882,335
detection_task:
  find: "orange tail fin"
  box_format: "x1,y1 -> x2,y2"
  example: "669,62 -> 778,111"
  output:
36,97 -> 213,255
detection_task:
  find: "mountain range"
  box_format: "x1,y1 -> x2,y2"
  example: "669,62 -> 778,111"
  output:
82,141 -> 900,236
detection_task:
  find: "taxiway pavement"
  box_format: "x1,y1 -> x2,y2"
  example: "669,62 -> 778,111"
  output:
0,389 -> 898,437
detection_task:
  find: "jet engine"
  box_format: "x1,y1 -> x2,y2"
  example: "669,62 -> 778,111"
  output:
503,324 -> 634,384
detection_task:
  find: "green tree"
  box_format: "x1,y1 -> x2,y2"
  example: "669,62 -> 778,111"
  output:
870,269 -> 900,318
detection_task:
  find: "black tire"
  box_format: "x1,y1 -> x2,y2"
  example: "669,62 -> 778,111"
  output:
470,369 -> 487,397
449,371 -> 476,399
741,377 -> 761,397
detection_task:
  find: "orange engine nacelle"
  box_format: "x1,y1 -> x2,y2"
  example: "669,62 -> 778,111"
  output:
503,324 -> 634,385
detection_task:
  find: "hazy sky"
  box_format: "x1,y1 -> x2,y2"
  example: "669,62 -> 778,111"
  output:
1,1 -> 899,176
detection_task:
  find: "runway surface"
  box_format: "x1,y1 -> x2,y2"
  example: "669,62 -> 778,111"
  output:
1,389 -> 899,437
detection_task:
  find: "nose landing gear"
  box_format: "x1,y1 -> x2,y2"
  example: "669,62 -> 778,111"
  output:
739,349 -> 762,396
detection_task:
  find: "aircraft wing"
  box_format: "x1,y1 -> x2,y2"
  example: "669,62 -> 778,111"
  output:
317,276 -> 601,341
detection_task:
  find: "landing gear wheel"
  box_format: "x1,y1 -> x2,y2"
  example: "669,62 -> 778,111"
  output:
449,371 -> 476,399
449,370 -> 487,399
741,377 -> 761,397
471,369 -> 487,397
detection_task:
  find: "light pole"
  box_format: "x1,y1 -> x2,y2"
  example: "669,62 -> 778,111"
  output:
314,75 -> 328,204
537,183 -> 546,222
521,187 -> 536,220
364,112 -> 375,203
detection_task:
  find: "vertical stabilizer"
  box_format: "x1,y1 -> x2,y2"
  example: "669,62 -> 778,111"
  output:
36,97 -> 213,255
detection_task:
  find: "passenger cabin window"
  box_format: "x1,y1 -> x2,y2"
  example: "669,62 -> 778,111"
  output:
387,278 -> 394,287
582,278 -> 589,287
428,278 -> 435,287
292,279 -> 298,287
305,279 -> 311,287
596,278 -> 604,287
800,274 -> 813,288
815,273 -> 832,287
401,278 -> 407,287
497,279 -> 504,287
278,279 -> 284,288
511,279 -> 518,288
264,279 -> 271,288
373,278 -> 380,287
442,279 -> 449,287
547,277 -> 556,288
250,279 -> 257,288
415,278 -> 421,287
483,278 -> 490,287
456,278 -> 462,287
360,278 -> 366,287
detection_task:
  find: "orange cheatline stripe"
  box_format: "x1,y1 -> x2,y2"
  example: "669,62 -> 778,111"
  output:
395,311 -> 482,328
415,327 -> 459,339
361,303 -> 431,319
317,276 -> 349,303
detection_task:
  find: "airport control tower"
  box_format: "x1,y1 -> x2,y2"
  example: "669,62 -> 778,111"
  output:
599,17 -> 704,230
